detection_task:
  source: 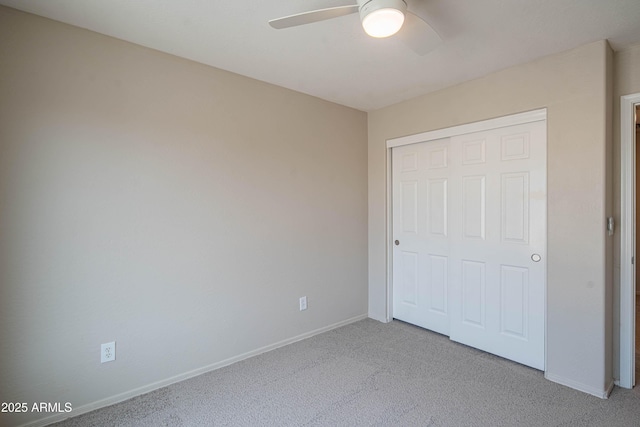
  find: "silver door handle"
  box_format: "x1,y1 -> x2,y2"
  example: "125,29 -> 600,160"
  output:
531,254 -> 541,262
394,240 -> 400,246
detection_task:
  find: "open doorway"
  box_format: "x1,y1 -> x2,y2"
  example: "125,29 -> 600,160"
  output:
620,93 -> 640,389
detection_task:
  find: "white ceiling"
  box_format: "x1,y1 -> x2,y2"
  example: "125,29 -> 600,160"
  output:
2,0 -> 640,111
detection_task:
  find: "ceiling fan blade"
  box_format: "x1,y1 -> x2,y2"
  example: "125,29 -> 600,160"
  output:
269,5 -> 359,29
397,11 -> 442,55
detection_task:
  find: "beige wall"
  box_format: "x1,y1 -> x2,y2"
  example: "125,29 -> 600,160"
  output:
612,43 -> 640,380
368,41 -> 613,396
0,7 -> 368,426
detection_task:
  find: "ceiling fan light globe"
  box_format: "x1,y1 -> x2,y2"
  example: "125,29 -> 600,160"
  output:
362,8 -> 405,38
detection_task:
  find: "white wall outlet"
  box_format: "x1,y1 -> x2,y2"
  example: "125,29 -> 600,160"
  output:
299,296 -> 307,311
101,341 -> 116,363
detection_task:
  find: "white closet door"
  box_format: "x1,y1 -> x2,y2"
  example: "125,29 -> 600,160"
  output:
392,138 -> 451,336
392,120 -> 546,370
448,121 -> 546,369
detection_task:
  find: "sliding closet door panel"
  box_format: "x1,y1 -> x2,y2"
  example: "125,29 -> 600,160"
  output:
448,121 -> 546,370
392,139 -> 450,335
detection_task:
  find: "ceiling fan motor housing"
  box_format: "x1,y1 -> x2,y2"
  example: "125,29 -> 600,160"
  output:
358,0 -> 408,17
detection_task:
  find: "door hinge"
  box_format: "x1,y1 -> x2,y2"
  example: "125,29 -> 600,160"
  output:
633,257 -> 635,265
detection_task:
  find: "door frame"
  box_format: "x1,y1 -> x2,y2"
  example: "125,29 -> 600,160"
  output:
384,109 -> 547,323
619,93 -> 640,389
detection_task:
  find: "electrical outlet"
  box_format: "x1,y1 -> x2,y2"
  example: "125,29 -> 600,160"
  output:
299,296 -> 307,311
101,341 -> 116,363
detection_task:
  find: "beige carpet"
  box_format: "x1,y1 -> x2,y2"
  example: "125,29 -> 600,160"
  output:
53,319 -> 640,426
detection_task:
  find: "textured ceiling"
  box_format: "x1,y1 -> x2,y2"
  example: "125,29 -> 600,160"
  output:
1,0 -> 640,111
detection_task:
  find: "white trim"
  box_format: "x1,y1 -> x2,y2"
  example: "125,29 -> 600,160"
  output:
386,109 -> 547,148
619,93 -> 640,390
385,146 -> 394,322
18,314 -> 368,427
545,372 -> 613,399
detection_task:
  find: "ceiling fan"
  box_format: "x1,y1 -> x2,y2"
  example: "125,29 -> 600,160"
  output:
268,0 -> 441,55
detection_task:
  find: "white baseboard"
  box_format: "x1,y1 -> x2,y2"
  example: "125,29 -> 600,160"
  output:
544,372 -> 613,399
604,378 -> 615,397
19,314 -> 368,427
